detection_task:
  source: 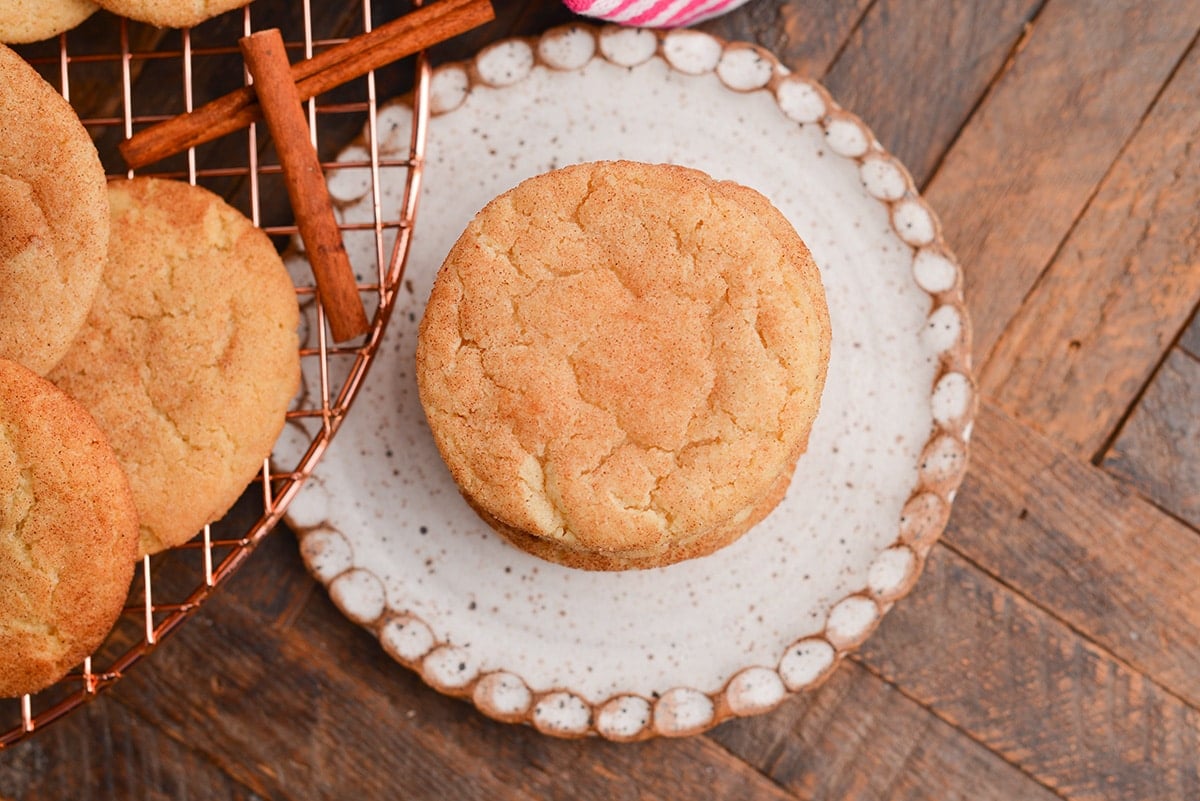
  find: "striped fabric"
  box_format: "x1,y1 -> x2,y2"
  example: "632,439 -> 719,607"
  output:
564,0 -> 752,28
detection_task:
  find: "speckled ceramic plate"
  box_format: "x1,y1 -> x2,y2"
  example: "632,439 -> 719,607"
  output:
277,25 -> 974,740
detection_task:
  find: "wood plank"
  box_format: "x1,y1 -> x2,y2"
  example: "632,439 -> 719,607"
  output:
710,661 -> 1062,801
822,0 -> 1043,187
858,543 -> 1200,801
6,4 -> 1198,799
1104,349 -> 1200,527
981,39 -> 1200,456
1180,310 -> 1200,359
944,400 -> 1200,709
922,0 -> 1200,365
0,695 -> 257,801
12,15 -> 169,130
96,531 -> 799,801
702,0 -> 873,78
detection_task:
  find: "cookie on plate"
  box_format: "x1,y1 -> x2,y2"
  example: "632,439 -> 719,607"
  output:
49,177 -> 300,557
0,43 -> 108,375
92,0 -> 252,28
0,0 -> 97,43
0,358 -> 138,698
416,161 -> 831,570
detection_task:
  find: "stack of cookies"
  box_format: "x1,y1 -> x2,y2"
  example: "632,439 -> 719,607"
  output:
417,161 -> 830,571
0,44 -> 300,697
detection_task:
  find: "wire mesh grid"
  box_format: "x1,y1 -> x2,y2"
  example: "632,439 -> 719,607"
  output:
1,0 -> 430,748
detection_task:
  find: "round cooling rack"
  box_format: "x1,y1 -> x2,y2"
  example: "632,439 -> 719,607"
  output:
0,4 -> 431,748
283,23 -> 976,741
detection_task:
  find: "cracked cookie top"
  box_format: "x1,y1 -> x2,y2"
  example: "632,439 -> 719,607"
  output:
0,358 -> 137,698
0,44 -> 108,375
49,177 -> 300,557
416,161 -> 830,563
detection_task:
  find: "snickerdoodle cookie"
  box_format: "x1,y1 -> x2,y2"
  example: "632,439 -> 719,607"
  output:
50,177 -> 300,557
0,0 -> 97,44
92,0 -> 252,28
416,161 -> 830,570
0,44 -> 107,375
0,358 -> 138,698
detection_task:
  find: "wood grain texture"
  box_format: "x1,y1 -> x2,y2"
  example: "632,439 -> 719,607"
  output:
17,16 -> 169,127
1104,349 -> 1200,527
4,3 -> 1200,799
92,533 -> 800,801
922,0 -> 1200,365
822,0 -> 1043,188
859,544 -> 1200,801
710,661 -> 1062,801
0,698 -> 258,801
982,38 -> 1200,456
946,400 -> 1200,709
700,0 -> 872,77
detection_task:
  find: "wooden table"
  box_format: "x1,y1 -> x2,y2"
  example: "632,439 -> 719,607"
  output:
5,0 -> 1200,797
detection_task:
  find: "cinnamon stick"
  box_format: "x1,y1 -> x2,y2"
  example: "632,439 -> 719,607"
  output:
240,29 -> 369,343
120,0 -> 494,169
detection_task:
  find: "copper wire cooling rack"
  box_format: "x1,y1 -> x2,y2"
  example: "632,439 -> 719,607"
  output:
1,1 -> 430,748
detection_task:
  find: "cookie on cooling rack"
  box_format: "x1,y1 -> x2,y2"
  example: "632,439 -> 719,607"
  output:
92,0 -> 252,28
416,160 -> 831,571
0,0 -> 97,43
0,43 -> 108,375
0,358 -> 138,699
49,177 -> 300,558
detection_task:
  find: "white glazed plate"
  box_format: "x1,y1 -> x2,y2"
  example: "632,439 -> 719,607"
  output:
277,25 -> 974,740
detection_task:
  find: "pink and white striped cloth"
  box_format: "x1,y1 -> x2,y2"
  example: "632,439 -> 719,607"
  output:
564,0 -> 752,28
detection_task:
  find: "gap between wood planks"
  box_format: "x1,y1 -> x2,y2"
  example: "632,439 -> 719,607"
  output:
705,659 -> 1072,801
961,402 -> 1200,689
910,0 -> 1049,196
935,532 -> 1200,717
857,542 -> 1200,799
85,530 -> 798,801
52,692 -> 270,800
973,23 -> 1200,396
1102,346 -> 1200,531
802,491 -> 1200,801
1180,339 -> 1200,367
1093,296 -> 1200,467
815,0 -> 879,81
842,655 -> 1075,801
1124,495 -> 1200,551
796,400 -> 1200,798
700,406 -> 1200,798
49,5 -> 1195,797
